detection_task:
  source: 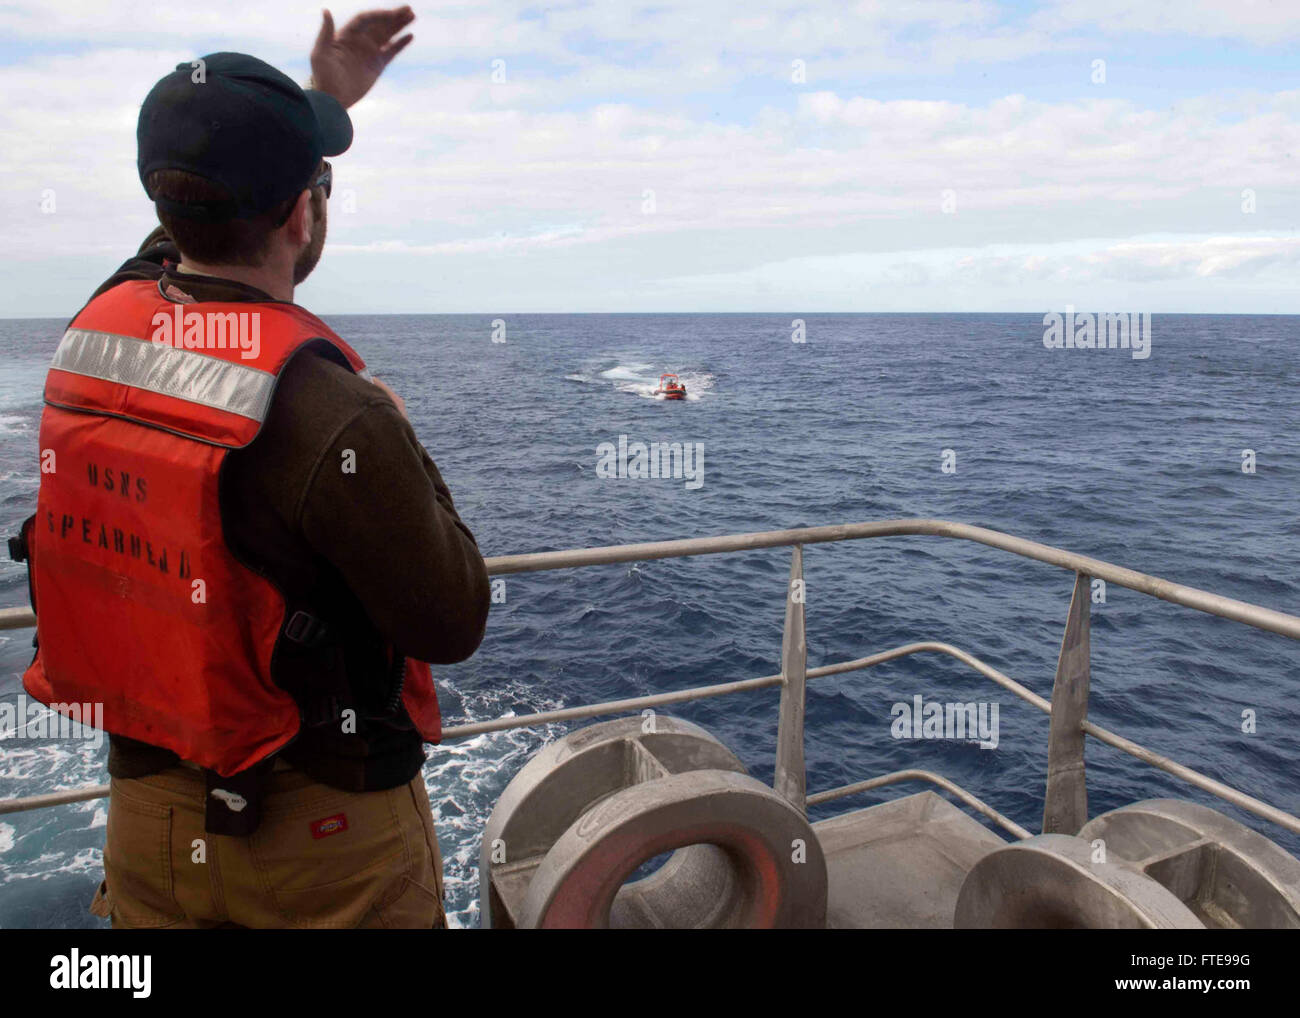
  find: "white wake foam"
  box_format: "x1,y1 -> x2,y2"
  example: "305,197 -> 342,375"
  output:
570,358 -> 715,401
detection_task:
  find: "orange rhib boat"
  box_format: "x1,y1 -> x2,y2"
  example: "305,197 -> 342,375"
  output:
654,373 -> 687,400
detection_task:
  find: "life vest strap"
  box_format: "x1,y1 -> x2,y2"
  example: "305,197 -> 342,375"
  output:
10,515 -> 37,651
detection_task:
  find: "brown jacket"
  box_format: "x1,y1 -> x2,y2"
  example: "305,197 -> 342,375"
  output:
87,229 -> 490,790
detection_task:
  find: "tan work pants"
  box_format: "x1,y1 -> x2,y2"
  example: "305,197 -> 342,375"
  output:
90,763 -> 446,928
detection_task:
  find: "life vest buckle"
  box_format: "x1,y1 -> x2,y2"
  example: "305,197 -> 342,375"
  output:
284,610 -> 329,647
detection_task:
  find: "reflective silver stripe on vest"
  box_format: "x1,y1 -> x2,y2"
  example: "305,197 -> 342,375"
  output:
49,328 -> 276,422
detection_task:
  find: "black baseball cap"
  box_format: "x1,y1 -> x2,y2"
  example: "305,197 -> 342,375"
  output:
138,52 -> 353,221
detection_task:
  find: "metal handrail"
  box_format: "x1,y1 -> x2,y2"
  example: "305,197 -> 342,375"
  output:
484,520 -> 1300,638
806,769 -> 1034,840
2,520 -> 1298,841
3,518 -> 1299,636
3,640 -> 1298,837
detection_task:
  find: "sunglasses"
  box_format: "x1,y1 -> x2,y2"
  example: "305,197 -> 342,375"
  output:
310,161 -> 333,200
272,161 -> 333,226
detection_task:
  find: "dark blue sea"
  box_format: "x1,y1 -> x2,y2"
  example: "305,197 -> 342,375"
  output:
2,312 -> 1298,928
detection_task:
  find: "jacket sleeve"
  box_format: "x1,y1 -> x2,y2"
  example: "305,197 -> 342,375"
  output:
84,227 -> 178,303
297,397 -> 490,664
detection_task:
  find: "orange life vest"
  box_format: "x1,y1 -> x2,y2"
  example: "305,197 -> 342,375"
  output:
22,279 -> 441,777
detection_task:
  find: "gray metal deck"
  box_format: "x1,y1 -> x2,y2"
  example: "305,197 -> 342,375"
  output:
816,791 -> 1007,928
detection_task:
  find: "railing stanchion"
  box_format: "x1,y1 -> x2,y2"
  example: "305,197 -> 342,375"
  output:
775,544 -> 808,813
1043,571 -> 1091,835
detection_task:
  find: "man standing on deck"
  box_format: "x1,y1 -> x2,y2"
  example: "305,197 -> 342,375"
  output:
14,8 -> 489,928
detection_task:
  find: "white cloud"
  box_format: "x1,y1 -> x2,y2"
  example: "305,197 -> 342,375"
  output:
1092,235 -> 1300,279
1035,0 -> 1300,45
2,2 -> 1300,313
637,234 -> 1300,311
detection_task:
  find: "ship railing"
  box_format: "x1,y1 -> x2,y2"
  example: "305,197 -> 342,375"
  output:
1,518 -> 1298,844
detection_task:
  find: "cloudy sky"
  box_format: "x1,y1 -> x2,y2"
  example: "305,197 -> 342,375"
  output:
2,0 -> 1299,315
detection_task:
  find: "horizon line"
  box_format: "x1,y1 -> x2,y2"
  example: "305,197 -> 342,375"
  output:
3,309 -> 1299,321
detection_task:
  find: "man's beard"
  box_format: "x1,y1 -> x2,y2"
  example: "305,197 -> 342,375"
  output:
292,200 -> 327,285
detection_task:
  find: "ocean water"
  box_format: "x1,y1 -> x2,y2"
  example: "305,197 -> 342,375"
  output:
1,311 -> 1297,928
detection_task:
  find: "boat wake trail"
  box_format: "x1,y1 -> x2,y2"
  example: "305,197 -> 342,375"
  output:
566,357 -> 715,401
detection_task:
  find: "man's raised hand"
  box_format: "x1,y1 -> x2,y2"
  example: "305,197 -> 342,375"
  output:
311,6 -> 415,109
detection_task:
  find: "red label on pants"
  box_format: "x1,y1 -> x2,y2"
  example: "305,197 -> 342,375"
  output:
310,813 -> 349,839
